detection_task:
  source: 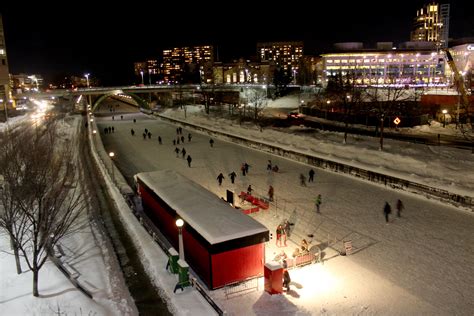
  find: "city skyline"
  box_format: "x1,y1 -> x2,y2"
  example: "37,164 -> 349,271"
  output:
1,1 -> 473,85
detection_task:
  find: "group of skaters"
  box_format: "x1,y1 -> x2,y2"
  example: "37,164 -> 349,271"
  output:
299,168 -> 316,186
383,199 -> 404,223
103,126 -> 115,134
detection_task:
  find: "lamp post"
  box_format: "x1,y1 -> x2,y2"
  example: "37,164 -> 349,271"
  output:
109,152 -> 115,182
176,219 -> 185,261
140,71 -> 144,85
84,73 -> 90,88
0,99 -> 6,122
442,109 -> 447,128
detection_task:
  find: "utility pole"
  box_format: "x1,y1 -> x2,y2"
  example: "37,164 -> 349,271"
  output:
379,113 -> 385,151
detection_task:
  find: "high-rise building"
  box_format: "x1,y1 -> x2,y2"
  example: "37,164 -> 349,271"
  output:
410,2 -> 450,48
257,41 -> 303,75
162,45 -> 213,83
0,14 -> 12,117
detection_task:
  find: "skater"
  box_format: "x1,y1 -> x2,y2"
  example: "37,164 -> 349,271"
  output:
133,118 -> 136,123
147,131 -> 151,139
241,163 -> 246,176
383,201 -> 392,223
272,165 -> 279,172
396,199 -> 404,218
217,173 -> 225,186
186,155 -> 192,167
315,194 -> 322,213
268,185 -> 274,202
244,162 -> 250,174
299,173 -> 307,186
309,169 -> 315,182
229,171 -> 236,184
120,115 -> 123,120
144,128 -> 148,134
112,126 -> 115,133
158,136 -> 162,144
276,224 -> 283,246
177,138 -> 180,145
173,139 -> 176,146
112,115 -> 114,121
174,147 -> 180,157
247,185 -> 253,195
267,160 -> 272,171
130,128 -> 135,136
181,148 -> 186,159
143,132 -> 146,139
282,265 -> 291,292
209,138 -> 214,147
188,133 -> 192,142
181,136 -> 185,143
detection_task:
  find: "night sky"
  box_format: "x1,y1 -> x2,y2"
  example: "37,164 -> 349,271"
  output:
1,1 -> 473,85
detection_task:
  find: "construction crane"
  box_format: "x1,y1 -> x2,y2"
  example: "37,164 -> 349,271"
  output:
444,49 -> 470,124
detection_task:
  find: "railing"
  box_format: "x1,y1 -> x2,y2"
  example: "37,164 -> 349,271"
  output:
223,277 -> 259,300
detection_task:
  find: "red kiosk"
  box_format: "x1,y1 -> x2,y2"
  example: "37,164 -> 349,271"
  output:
135,170 -> 269,290
264,262 -> 283,294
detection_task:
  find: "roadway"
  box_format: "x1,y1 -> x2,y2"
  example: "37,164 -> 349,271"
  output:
94,100 -> 474,314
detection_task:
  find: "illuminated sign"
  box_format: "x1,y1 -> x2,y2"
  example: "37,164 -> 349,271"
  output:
394,117 -> 401,125
467,45 -> 474,51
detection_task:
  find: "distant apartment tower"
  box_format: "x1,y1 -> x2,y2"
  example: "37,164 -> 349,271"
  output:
411,2 -> 450,48
257,41 -> 303,72
0,14 -> 11,115
162,45 -> 214,83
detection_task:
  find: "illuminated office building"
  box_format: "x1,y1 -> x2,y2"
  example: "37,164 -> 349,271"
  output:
0,14 -> 12,114
321,42 -> 446,86
411,2 -> 450,48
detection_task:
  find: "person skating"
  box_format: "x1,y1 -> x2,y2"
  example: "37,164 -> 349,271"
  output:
229,171 -> 237,184
244,162 -> 250,174
315,194 -> 322,213
158,136 -> 162,144
130,128 -> 135,136
241,163 -> 246,176
267,160 -> 272,171
181,148 -> 186,159
396,199 -> 404,218
299,173 -> 307,186
247,185 -> 253,195
268,185 -> 274,202
209,138 -> 214,147
188,133 -> 192,142
174,147 -> 180,157
309,169 -> 315,182
186,155 -> 192,167
383,201 -> 392,223
217,173 -> 225,186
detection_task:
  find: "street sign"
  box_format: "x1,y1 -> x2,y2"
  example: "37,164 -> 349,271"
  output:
394,117 -> 401,125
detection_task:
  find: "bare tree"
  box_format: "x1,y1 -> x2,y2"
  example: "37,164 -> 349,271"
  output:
0,121 -> 85,297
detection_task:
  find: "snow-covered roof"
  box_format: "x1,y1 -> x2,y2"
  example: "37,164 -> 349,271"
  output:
136,170 -> 268,245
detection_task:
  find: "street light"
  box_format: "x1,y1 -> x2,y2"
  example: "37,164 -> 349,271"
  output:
442,109 -> 448,128
84,73 -> 90,88
109,152 -> 115,182
176,219 -> 185,261
140,71 -> 144,85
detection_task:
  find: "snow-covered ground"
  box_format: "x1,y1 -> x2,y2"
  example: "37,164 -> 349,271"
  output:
1,100 -> 474,315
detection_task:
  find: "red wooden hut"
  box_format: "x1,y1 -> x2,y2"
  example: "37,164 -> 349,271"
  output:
135,170 -> 269,289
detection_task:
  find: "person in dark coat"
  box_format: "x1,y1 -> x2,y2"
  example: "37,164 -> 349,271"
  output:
209,138 -> 214,147
241,163 -> 246,176
143,132 -> 146,139
384,202 -> 392,223
131,128 -> 135,136
247,185 -> 253,195
173,139 -> 176,146
267,160 -> 272,171
217,173 -> 225,186
283,267 -> 291,292
174,147 -> 180,157
299,173 -> 307,186
244,162 -> 250,174
396,199 -> 404,218
186,155 -> 192,167
158,136 -> 162,144
133,118 -> 136,123
229,171 -> 236,184
181,148 -> 186,159
181,136 -> 185,143
268,185 -> 274,201
309,169 -> 315,182
188,133 -> 192,142
147,131 -> 151,139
